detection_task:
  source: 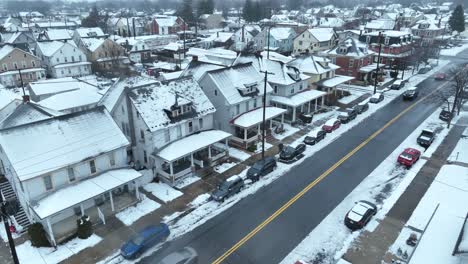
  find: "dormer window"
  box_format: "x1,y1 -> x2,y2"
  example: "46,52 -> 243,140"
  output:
238,82 -> 258,96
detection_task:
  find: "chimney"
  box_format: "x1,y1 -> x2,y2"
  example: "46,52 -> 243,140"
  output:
23,95 -> 30,103
192,55 -> 198,62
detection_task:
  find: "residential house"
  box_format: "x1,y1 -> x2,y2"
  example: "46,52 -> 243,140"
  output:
0,106 -> 142,246
199,32 -> 234,49
359,31 -> 414,66
318,17 -> 345,29
79,38 -> 128,73
0,45 -> 45,88
32,21 -> 79,32
37,29 -> 73,42
115,35 -> 178,63
0,31 -> 37,51
411,20 -> 445,47
254,27 -> 297,54
150,16 -> 186,35
198,63 -> 286,149
199,14 -> 224,29
233,25 -> 261,51
364,19 -> 396,32
72,27 -> 107,48
293,27 -> 338,55
35,41 -> 91,78
323,37 -> 377,85
108,17 -> 146,37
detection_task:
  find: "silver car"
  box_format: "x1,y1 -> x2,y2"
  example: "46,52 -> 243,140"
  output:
158,247 -> 198,264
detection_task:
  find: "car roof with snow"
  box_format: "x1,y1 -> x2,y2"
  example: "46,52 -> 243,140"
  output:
393,80 -> 403,85
407,86 -> 417,91
324,118 -> 338,126
371,93 -> 382,98
348,202 -> 372,221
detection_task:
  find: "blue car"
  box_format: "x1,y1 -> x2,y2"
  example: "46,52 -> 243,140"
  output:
120,223 -> 170,259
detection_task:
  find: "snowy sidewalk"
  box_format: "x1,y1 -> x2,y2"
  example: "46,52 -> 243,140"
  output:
342,114 -> 468,264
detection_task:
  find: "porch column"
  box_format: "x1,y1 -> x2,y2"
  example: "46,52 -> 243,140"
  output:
135,181 -> 140,200
270,119 -> 273,129
321,96 -> 324,107
281,114 -> 284,124
169,162 -> 174,176
225,139 -> 228,150
208,146 -> 212,159
80,204 -> 84,216
308,101 -> 311,113
244,128 -> 247,141
315,99 -> 318,111
46,217 -> 56,247
292,107 -> 296,122
109,191 -> 115,211
190,153 -> 194,167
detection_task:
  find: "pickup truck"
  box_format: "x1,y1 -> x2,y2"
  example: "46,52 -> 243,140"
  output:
417,129 -> 435,147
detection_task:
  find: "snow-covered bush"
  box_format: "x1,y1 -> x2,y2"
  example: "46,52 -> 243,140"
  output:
28,223 -> 50,247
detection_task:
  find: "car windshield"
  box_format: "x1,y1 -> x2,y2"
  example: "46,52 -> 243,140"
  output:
282,147 -> 295,155
132,235 -> 145,246
252,162 -> 264,170
400,152 -> 413,160
219,181 -> 232,190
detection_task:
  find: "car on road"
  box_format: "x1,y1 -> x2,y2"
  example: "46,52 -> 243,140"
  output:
369,92 -> 384,104
434,73 -> 446,80
279,144 -> 306,163
402,87 -> 419,101
211,176 -> 244,202
304,130 -> 326,145
158,247 -> 198,264
322,119 -> 341,133
121,224 -> 170,259
354,100 -> 369,114
390,80 -> 405,90
344,200 -> 377,230
246,157 -> 277,182
397,148 -> 421,168
417,129 -> 435,148
439,110 -> 452,121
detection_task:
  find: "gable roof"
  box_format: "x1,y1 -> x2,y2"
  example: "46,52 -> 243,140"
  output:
36,41 -> 67,57
325,37 -> 374,58
75,27 -> 106,38
0,102 -> 59,129
129,77 -> 215,131
307,27 -> 336,42
288,55 -> 340,75
0,107 -> 129,181
81,38 -> 106,52
0,45 -> 15,61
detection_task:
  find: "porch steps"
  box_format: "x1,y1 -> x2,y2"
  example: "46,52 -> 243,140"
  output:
0,180 -> 31,231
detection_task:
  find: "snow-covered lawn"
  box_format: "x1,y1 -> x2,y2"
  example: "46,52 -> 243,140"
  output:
281,104 -> 453,264
214,162 -> 238,173
115,194 -> 161,226
254,141 -> 273,153
143,182 -> 183,203
387,165 -> 468,264
16,234 -> 102,264
228,146 -> 251,161
173,175 -> 200,189
272,123 -> 300,140
337,92 -> 364,104
448,128 -> 468,163
440,40 -> 468,56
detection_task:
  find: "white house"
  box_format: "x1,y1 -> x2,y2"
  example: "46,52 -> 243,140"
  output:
293,27 -> 338,55
0,106 -> 142,246
233,25 -> 261,51
35,41 -> 91,78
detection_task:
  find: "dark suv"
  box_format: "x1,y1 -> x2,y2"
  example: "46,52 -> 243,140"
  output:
279,144 -> 306,163
211,176 -> 244,202
338,108 -> 357,124
304,130 -> 326,145
344,200 -> 377,231
246,157 -> 277,182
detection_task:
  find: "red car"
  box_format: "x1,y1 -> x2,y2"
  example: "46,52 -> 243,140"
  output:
322,119 -> 341,133
434,73 -> 446,80
397,148 -> 421,167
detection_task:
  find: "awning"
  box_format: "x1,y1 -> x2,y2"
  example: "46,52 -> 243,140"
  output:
316,75 -> 355,88
156,130 -> 231,162
231,106 -> 286,128
359,64 -> 386,73
271,89 -> 326,107
32,168 -> 142,219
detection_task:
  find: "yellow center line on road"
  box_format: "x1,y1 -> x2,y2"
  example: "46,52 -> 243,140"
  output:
212,78 -> 453,264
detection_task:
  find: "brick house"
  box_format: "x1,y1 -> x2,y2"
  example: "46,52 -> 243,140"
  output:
359,31 -> 414,66
0,45 -> 45,88
150,16 -> 187,35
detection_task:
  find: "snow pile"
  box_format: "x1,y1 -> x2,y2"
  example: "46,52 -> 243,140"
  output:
214,162 -> 238,174
189,193 -> 211,208
116,194 -> 161,226
228,147 -> 251,161
143,182 -> 183,203
16,234 -> 101,264
173,175 -> 200,189
440,41 -> 468,56
448,128 -> 468,164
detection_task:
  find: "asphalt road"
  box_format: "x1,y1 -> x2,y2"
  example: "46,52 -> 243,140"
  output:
139,54 -> 466,264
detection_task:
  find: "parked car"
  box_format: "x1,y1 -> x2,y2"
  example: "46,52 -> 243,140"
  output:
298,113 -> 313,124
338,108 -> 357,124
304,130 -> 326,145
158,247 -> 198,264
344,200 -> 377,230
246,157 -> 277,182
322,119 -> 341,133
354,100 -> 369,114
417,129 -> 435,148
279,144 -> 306,163
397,148 -> 421,168
211,176 -> 244,202
121,224 -> 170,259
439,110 -> 452,121
403,87 -> 419,100
434,73 -> 446,80
369,92 -> 384,104
391,79 -> 405,90
418,67 -> 431,74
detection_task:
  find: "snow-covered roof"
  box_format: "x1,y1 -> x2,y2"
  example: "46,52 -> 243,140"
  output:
0,107 -> 129,181
359,63 -> 384,73
181,61 -> 225,82
0,102 -> 59,129
288,55 -> 340,75
0,45 -> 15,61
231,106 -> 286,128
129,77 -> 215,131
44,29 -> 72,40
155,16 -> 180,27
325,37 -> 374,58
156,130 -> 231,162
271,89 -> 326,107
75,27 -> 106,38
36,41 -> 72,57
81,38 -> 105,52
307,27 -> 336,42
365,19 -> 396,30
33,168 -> 141,219
270,27 -> 295,41
38,88 -> 102,111
366,30 -> 411,38
316,75 -> 354,88
0,88 -> 19,110
202,32 -> 234,43
203,63 -> 272,105
263,58 -> 310,86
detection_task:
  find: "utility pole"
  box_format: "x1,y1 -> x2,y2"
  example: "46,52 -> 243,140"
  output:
18,69 -> 26,97
260,25 -> 272,160
373,31 -> 383,95
0,194 -> 20,264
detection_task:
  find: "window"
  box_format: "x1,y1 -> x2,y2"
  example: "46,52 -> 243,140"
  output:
43,175 -> 53,191
164,129 -> 170,142
2,64 -> 7,71
121,105 -> 125,114
290,87 -> 294,94
109,152 -> 115,166
199,118 -> 203,129
14,63 -> 18,69
65,57 -> 68,62
140,129 -> 145,141
188,121 -> 193,133
68,167 -> 75,182
299,84 -> 303,90
89,160 -> 96,174
79,55 -> 82,61
299,40 -> 303,45
274,85 -> 278,94
31,61 -> 35,67
254,98 -> 257,108
236,104 -> 240,115
72,56 -> 75,62
21,61 -> 26,68
143,151 -> 148,163
246,101 -> 250,111
177,125 -> 182,138
214,89 -> 218,96
56,58 -> 59,63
